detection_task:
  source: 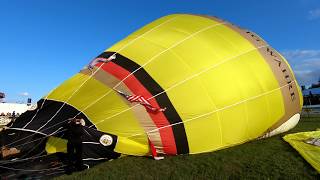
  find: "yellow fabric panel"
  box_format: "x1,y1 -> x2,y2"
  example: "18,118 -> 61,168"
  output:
240,52 -> 280,92
233,52 -> 283,137
265,90 -> 285,123
136,15 -> 214,50
195,52 -> 283,151
46,73 -> 148,154
283,131 -> 320,173
45,136 -> 67,154
246,96 -> 270,138
183,113 -> 222,154
200,51 -> 280,106
47,73 -> 88,101
106,14 -> 220,68
170,27 -> 248,72
166,76 -> 215,117
142,50 -> 194,89
235,52 -> 284,126
220,105 -> 248,145
212,25 -> 254,53
114,136 -> 149,156
166,75 -> 221,153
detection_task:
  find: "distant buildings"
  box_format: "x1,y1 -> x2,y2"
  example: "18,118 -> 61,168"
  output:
301,80 -> 320,106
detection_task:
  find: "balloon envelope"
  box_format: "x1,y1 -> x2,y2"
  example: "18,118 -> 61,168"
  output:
9,14 -> 302,159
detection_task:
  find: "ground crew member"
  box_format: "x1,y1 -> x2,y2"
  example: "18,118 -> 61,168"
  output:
66,115 -> 86,172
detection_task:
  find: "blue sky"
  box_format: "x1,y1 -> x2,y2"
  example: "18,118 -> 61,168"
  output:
0,0 -> 319,102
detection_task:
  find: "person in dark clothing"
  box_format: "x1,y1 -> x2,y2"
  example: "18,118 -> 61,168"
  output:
11,111 -> 16,121
66,115 -> 86,172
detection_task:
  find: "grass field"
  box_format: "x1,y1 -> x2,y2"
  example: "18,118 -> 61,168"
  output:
55,117 -> 320,180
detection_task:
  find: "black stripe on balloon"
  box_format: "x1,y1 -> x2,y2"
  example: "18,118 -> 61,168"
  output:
12,99 -> 96,135
97,51 -> 190,154
82,127 -> 120,157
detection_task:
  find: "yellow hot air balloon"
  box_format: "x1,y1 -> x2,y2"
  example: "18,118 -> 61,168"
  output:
9,14 -> 303,160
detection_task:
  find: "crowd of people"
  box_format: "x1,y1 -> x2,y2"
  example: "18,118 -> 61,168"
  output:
0,111 -> 18,127
0,111 -> 20,117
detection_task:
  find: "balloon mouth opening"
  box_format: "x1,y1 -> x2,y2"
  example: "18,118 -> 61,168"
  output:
260,113 -> 301,139
1,129 -> 47,160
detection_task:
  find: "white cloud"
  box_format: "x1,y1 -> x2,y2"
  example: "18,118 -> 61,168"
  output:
308,8 -> 320,20
294,70 -> 320,86
282,50 -> 320,60
19,92 -> 29,96
281,49 -> 320,86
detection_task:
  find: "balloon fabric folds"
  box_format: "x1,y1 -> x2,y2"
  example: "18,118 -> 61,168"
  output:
7,14 -> 303,161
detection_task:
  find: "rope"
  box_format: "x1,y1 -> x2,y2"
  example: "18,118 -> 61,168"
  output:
0,129 -> 66,166
22,89 -> 55,129
0,164 -> 66,172
19,128 -> 65,159
0,154 -> 49,165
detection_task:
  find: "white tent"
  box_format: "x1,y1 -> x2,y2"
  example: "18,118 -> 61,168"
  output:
0,103 -> 30,115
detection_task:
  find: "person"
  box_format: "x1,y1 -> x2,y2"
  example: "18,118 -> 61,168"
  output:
66,115 -> 86,172
12,111 -> 15,120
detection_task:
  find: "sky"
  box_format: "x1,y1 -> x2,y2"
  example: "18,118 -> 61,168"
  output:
0,0 -> 319,102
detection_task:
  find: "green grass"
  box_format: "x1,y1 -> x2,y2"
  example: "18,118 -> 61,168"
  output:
55,117 -> 320,180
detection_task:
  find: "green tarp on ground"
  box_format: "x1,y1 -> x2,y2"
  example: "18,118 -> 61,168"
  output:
283,130 -> 320,173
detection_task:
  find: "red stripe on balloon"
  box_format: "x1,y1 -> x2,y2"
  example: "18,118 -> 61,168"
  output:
97,62 -> 177,155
